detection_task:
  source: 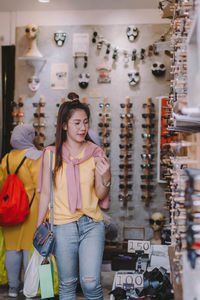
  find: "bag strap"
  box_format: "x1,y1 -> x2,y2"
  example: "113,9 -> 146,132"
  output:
50,151 -> 53,233
15,156 -> 27,174
29,189 -> 36,209
6,154 -> 27,175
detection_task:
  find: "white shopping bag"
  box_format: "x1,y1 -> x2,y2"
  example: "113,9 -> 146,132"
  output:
23,249 -> 43,298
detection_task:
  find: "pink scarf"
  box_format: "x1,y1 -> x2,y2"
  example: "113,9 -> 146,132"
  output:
37,141 -> 109,213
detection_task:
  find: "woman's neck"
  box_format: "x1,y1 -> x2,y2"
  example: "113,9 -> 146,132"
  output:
65,140 -> 86,157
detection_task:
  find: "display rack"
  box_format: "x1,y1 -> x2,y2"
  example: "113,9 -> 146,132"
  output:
141,97 -> 154,207
119,96 -> 133,211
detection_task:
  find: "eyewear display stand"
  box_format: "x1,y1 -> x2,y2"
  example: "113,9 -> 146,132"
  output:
119,96 -> 133,214
141,97 -> 154,207
11,96 -> 24,128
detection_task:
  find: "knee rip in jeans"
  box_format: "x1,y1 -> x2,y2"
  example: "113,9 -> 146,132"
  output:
82,277 -> 96,282
62,278 -> 77,285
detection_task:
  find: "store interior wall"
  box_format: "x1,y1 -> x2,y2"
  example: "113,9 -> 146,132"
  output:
0,9 -> 170,241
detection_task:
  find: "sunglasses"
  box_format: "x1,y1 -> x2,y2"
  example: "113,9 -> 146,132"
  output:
142,124 -> 154,129
140,164 -> 153,169
119,164 -> 132,169
142,133 -> 154,139
34,113 -> 45,118
102,142 -> 110,147
98,132 -> 110,137
141,195 -> 152,201
119,184 -> 132,189
98,122 -> 109,128
140,174 -> 153,180
140,184 -> 154,190
119,154 -> 132,159
33,123 -> 45,128
99,103 -> 110,108
142,144 -> 153,149
32,102 -> 46,107
119,174 -> 132,180
142,113 -> 155,119
98,113 -> 111,118
11,101 -> 17,107
25,27 -> 37,33
35,132 -> 45,137
120,103 -> 133,108
18,102 -> 24,107
119,133 -> 133,139
142,103 -> 155,108
149,219 -> 162,226
92,31 -> 98,43
120,113 -> 133,119
120,123 -> 133,129
118,194 -> 132,201
141,153 -> 154,160
119,144 -> 132,149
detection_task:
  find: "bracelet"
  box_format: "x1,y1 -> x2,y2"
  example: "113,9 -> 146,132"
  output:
102,180 -> 111,187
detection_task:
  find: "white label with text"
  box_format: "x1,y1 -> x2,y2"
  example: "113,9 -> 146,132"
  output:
128,240 -> 151,254
115,272 -> 144,288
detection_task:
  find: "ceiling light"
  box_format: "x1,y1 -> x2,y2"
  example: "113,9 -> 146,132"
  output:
38,0 -> 50,3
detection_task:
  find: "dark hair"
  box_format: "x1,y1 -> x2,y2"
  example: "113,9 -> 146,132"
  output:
67,92 -> 79,101
53,100 -> 91,184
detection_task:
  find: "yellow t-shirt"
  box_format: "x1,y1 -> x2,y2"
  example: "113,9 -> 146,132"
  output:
48,149 -> 103,224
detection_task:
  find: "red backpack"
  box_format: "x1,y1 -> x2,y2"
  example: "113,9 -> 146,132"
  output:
0,155 -> 35,226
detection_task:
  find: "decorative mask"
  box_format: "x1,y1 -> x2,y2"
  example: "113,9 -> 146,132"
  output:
96,65 -> 111,83
128,70 -> 140,86
25,24 -> 39,40
54,31 -> 67,47
78,73 -> 90,89
150,212 -> 164,232
151,62 -> 166,77
27,76 -> 40,92
126,25 -> 139,42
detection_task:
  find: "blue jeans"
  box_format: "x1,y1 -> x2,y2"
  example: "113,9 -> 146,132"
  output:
54,215 -> 105,300
5,250 -> 29,289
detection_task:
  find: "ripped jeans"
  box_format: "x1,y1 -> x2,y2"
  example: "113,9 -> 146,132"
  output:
53,215 -> 105,300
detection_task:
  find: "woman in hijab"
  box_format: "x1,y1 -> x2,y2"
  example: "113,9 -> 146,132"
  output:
0,124 -> 42,298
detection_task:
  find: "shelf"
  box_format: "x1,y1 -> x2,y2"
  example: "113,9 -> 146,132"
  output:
18,56 -> 47,75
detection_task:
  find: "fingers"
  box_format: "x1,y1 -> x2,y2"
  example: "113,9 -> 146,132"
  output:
95,157 -> 110,175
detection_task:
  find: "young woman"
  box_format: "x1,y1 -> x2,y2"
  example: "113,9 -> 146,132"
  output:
37,100 -> 111,300
0,124 -> 42,297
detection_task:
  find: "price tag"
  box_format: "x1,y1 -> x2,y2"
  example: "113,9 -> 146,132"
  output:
128,240 -> 151,254
115,271 -> 143,289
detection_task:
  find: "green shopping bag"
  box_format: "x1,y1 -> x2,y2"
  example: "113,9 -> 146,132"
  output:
39,258 -> 54,299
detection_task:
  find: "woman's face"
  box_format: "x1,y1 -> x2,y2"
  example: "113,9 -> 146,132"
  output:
65,109 -> 89,143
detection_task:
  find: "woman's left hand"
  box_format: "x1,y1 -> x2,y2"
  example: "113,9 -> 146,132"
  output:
95,157 -> 111,185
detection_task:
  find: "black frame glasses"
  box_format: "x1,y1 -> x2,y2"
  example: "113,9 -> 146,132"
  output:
120,123 -> 133,129
119,144 -> 132,149
120,103 -> 133,108
142,113 -> 155,119
119,133 -> 133,139
98,122 -> 109,128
